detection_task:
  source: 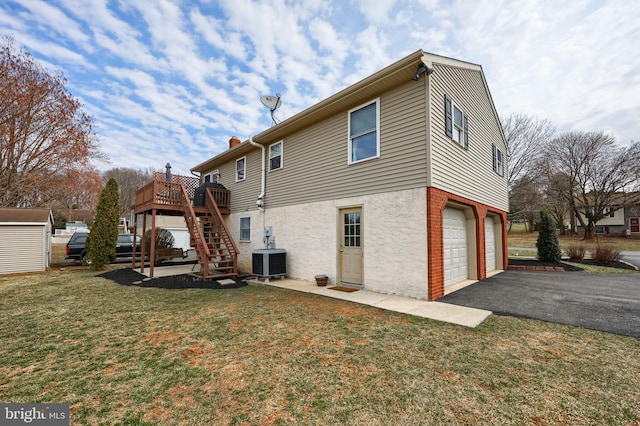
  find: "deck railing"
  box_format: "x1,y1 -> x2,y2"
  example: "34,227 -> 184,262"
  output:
134,173 -> 230,211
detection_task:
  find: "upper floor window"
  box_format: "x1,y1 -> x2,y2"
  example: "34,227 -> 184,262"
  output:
445,95 -> 468,149
236,157 -> 246,182
348,99 -> 380,164
492,144 -> 504,176
269,141 -> 283,171
203,169 -> 219,183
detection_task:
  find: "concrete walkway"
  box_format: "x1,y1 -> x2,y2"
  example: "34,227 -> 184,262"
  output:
137,263 -> 492,328
251,277 -> 491,328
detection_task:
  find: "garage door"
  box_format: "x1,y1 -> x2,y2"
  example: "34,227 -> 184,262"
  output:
485,217 -> 496,273
443,208 -> 468,286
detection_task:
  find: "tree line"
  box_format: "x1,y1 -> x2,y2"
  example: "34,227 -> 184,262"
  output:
502,114 -> 640,239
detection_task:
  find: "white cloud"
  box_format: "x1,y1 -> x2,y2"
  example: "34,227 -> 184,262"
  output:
2,0 -> 640,176
10,0 -> 92,50
352,0 -> 399,23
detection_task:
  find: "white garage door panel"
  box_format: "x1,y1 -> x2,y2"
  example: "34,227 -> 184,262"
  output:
444,208 -> 468,286
485,217 -> 496,273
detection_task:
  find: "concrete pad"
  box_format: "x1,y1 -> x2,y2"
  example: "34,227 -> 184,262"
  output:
252,278 -> 492,328
406,302 -> 491,328
374,296 -> 429,313
217,279 -> 236,286
255,278 -> 318,293
136,264 -> 197,278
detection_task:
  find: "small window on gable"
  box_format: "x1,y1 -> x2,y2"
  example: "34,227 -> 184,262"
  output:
269,141 -> 283,171
239,217 -> 251,242
492,144 -> 504,176
445,95 -> 468,149
348,99 -> 380,164
236,157 -> 246,182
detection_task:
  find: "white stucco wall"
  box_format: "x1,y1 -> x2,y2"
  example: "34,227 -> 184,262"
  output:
226,187 -> 430,300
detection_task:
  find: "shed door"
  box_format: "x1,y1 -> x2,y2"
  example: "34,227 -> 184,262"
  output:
485,217 -> 496,273
443,208 -> 468,286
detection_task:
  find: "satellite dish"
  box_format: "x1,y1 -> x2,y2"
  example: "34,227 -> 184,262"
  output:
260,93 -> 282,125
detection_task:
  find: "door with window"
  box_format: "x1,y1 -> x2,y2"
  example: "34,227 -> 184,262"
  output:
340,207 -> 363,284
630,217 -> 640,233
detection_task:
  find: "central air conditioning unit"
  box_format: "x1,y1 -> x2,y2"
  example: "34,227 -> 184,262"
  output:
252,248 -> 287,282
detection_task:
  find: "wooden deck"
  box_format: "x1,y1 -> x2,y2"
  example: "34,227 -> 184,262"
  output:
132,173 -> 236,280
133,173 -> 230,215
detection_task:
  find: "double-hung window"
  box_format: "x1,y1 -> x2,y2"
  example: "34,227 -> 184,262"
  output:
236,157 -> 246,181
348,99 -> 380,164
492,144 -> 504,176
239,217 -> 251,242
269,141 -> 283,171
445,95 -> 469,149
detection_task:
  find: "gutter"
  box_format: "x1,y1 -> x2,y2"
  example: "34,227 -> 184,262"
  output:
249,136 -> 265,211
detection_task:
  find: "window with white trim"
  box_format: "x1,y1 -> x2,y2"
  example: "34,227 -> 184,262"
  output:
239,217 -> 251,241
235,157 -> 246,182
348,99 -> 380,164
203,169 -> 219,183
492,144 -> 504,176
445,95 -> 468,149
269,141 -> 283,171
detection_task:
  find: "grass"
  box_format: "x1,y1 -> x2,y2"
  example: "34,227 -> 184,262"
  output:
508,223 -> 640,251
1,269 -> 639,425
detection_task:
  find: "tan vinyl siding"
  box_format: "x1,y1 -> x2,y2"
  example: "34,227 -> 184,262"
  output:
429,64 -> 509,211
204,149 -> 262,214
0,225 -> 45,274
264,81 -> 428,208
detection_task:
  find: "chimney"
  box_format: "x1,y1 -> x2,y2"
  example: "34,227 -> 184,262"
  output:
229,136 -> 241,149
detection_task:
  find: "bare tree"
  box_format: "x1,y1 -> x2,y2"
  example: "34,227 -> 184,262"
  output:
0,37 -> 104,207
509,175 -> 544,232
103,167 -> 153,217
544,132 -> 640,239
543,172 -> 572,235
501,113 -> 556,189
501,113 -> 556,230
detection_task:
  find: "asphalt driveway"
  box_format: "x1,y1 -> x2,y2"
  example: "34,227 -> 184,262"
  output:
439,270 -> 640,338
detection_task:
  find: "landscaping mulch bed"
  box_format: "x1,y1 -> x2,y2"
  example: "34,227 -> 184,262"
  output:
508,258 -> 637,271
98,268 -> 248,289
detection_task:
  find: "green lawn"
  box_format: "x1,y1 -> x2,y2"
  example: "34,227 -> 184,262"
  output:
508,223 -> 640,252
1,269 -> 639,425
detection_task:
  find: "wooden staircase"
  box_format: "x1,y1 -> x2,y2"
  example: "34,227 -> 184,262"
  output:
179,185 -> 238,280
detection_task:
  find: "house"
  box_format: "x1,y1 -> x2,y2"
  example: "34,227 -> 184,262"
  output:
573,193 -> 640,236
0,207 -> 54,275
185,50 -> 509,300
576,206 -> 640,237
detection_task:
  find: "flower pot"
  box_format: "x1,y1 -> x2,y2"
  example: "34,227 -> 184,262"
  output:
314,274 -> 329,286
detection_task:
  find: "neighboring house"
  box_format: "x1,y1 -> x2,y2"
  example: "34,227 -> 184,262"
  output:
574,194 -> 640,236
189,50 -> 508,300
0,207 -> 54,275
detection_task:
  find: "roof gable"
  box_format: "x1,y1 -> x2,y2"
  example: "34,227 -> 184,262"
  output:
0,208 -> 53,224
192,49 -> 505,172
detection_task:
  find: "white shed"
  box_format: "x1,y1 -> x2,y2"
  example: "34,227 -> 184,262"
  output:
0,208 -> 54,275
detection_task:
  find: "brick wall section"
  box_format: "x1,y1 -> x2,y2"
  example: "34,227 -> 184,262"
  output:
427,187 -> 508,300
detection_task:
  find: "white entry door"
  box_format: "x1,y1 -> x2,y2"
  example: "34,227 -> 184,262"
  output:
443,208 -> 468,286
485,217 -> 496,273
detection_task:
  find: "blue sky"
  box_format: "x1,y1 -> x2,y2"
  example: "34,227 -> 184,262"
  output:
2,0 -> 639,176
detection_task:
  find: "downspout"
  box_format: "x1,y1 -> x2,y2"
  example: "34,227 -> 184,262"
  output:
248,136 -> 265,211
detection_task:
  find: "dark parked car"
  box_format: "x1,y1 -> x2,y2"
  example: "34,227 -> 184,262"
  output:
65,232 -> 142,264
